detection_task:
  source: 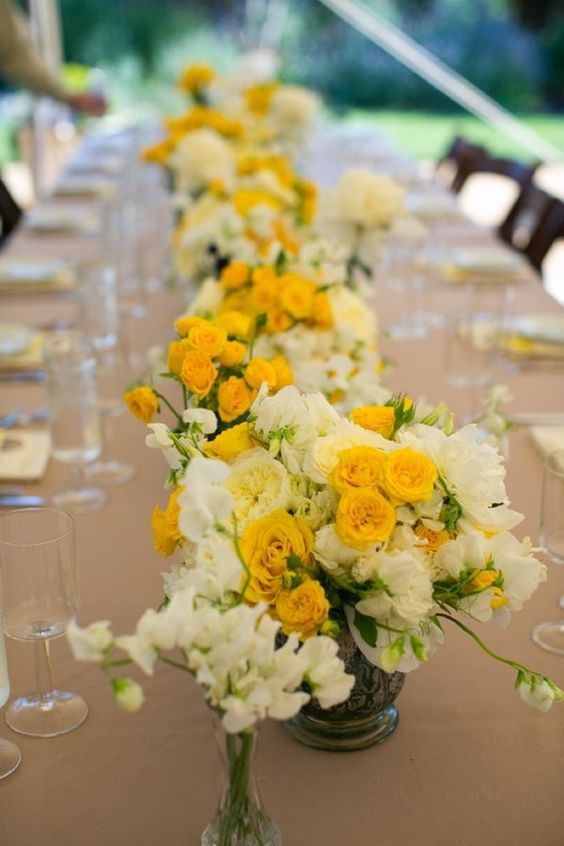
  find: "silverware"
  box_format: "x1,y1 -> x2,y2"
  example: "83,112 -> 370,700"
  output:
0,370 -> 44,384
0,408 -> 48,429
0,494 -> 46,508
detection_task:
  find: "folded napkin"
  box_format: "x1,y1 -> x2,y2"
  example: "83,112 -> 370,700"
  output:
442,263 -> 529,286
0,333 -> 43,371
0,257 -> 75,293
500,333 -> 564,360
0,430 -> 50,481
530,427 -> 564,464
51,176 -> 113,198
24,208 -> 99,235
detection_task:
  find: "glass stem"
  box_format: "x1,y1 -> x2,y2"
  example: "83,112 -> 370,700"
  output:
34,639 -> 54,707
69,461 -> 84,491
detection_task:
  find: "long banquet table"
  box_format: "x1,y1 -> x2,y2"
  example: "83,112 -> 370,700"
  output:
1,127 -> 564,846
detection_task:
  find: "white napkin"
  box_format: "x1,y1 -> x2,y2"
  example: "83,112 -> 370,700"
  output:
0,257 -> 75,292
0,430 -> 50,481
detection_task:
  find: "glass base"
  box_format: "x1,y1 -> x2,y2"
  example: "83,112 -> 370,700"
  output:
51,486 -> 107,514
284,704 -> 399,752
0,737 -> 21,779
386,322 -> 428,341
531,619 -> 564,655
202,819 -> 282,846
6,690 -> 89,737
86,460 -> 136,487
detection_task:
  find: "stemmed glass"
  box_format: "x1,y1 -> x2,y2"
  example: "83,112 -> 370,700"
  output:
0,508 -> 88,736
382,234 -> 428,341
43,331 -> 107,513
76,262 -> 136,487
0,630 -> 21,777
532,449 -> 564,654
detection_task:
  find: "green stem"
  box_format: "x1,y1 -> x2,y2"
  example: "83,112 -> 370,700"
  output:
155,390 -> 183,426
436,612 -> 547,678
158,653 -> 192,673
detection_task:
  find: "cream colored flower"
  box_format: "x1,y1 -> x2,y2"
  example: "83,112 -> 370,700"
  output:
224,448 -> 291,530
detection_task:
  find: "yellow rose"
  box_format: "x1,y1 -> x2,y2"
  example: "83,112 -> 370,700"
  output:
244,82 -> 278,115
180,350 -> 217,398
215,310 -> 252,340
252,266 -> 277,286
204,422 -> 256,461
270,356 -> 293,391
187,321 -> 227,358
383,447 -> 438,505
274,220 -> 299,255
151,487 -> 184,556
174,315 -> 206,338
336,488 -> 396,550
265,306 -> 293,334
123,386 -> 159,423
349,406 -> 396,439
178,63 -> 215,94
250,280 -> 278,312
244,357 -> 277,390
279,275 -> 316,320
220,289 -> 251,314
141,138 -> 175,165
217,376 -> 253,422
167,338 -> 192,375
329,446 -> 386,493
232,189 -> 280,217
218,340 -> 247,368
241,510 -> 313,605
414,522 -> 450,553
220,261 -> 251,291
276,581 -> 330,639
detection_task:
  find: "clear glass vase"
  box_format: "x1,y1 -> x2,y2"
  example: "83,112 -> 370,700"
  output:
202,716 -> 282,846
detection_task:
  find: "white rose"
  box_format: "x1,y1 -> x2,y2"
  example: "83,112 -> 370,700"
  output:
172,128 -> 235,194
313,524 -> 361,573
269,85 -> 320,140
224,448 -> 291,530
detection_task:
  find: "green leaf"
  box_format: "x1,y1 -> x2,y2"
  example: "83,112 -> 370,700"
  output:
353,610 -> 378,648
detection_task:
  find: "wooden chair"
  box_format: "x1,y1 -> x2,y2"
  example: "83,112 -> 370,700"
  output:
498,183 -> 558,271
437,136 -> 485,193
0,177 -> 22,245
438,135 -> 540,194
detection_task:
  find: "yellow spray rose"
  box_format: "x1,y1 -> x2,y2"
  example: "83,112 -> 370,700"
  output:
174,314 -> 206,338
123,387 -> 159,423
204,422 -> 256,461
329,446 -> 386,493
241,510 -> 313,605
252,266 -> 277,286
244,357 -> 277,390
265,306 -> 293,334
141,138 -> 175,165
336,488 -> 396,549
218,340 -> 247,368
220,261 -> 251,291
180,350 -> 217,398
167,338 -> 193,375
269,356 -> 293,391
383,447 -> 437,505
279,275 -> 315,320
308,291 -> 333,330
350,406 -> 395,439
151,487 -> 184,556
250,280 -> 278,312
187,321 -> 227,357
177,63 -> 215,94
215,310 -> 252,340
276,581 -> 330,639
217,376 -> 253,422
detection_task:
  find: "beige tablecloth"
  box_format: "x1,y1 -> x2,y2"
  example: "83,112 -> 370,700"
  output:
1,147 -> 564,846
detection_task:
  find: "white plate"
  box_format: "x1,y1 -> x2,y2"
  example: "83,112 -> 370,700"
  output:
0,324 -> 36,357
504,313 -> 564,345
0,257 -> 67,283
451,247 -> 525,274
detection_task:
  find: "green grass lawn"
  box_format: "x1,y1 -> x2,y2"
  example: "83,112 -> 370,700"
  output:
343,110 -> 564,162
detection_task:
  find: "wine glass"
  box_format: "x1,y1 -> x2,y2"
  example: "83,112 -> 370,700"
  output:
382,234 -> 428,341
76,263 -> 136,487
532,449 -> 564,654
0,630 -> 21,777
0,508 -> 88,736
43,331 -> 107,513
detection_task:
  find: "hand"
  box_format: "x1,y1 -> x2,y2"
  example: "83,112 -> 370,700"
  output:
65,91 -> 108,117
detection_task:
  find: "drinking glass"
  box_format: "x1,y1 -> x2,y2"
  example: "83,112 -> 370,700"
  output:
76,264 -> 136,487
445,284 -> 511,422
0,630 -> 21,777
0,508 -> 88,736
44,331 -> 107,513
382,236 -> 428,341
532,449 -> 564,654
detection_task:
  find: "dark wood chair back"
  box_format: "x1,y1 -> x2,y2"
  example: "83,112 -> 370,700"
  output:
498,183 -> 558,271
438,135 -> 540,194
0,177 -> 23,245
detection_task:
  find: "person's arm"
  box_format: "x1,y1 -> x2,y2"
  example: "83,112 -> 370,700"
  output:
0,0 -> 106,114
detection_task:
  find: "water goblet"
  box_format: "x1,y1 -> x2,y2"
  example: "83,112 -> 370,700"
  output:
532,449 -> 564,654
44,331 -> 107,513
0,508 -> 88,736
